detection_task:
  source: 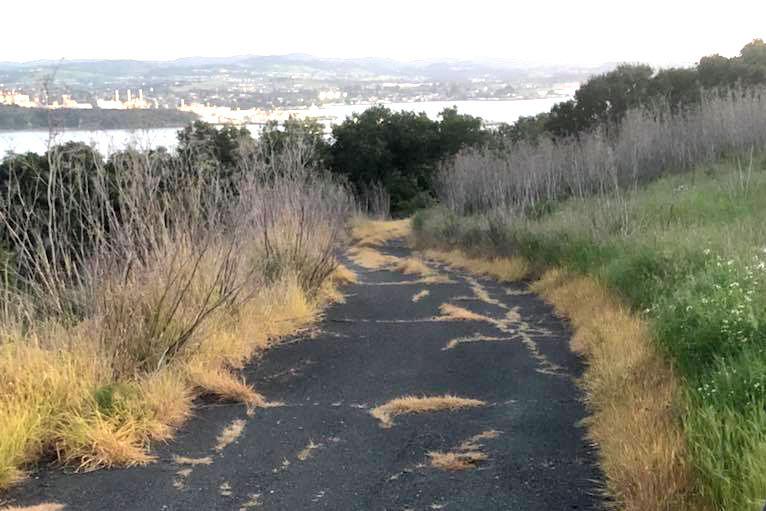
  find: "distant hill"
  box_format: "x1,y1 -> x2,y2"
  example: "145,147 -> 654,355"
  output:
0,53 -> 625,83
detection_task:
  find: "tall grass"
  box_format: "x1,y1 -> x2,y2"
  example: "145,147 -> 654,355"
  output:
0,138 -> 352,486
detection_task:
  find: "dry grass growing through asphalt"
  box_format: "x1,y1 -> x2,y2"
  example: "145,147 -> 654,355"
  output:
331,264 -> 358,285
296,440 -> 322,461
347,218 -> 452,282
437,303 -> 491,323
0,504 -> 66,511
420,240 -> 688,507
427,450 -> 487,470
370,395 -> 485,428
422,249 -> 528,282
350,217 -> 411,246
393,257 -> 439,278
442,334 -> 512,351
531,269 -> 689,511
172,455 -> 213,466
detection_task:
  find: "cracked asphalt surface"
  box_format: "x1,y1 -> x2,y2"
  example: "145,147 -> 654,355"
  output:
4,239 -> 603,510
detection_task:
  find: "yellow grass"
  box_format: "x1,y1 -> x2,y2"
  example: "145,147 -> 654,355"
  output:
346,246 -> 400,269
369,395 -> 485,428
350,217 -> 411,246
0,504 -> 66,511
427,430 -> 500,471
427,450 -> 487,470
393,257 -> 438,278
437,303 -> 491,323
422,249 -> 528,282
418,246 -> 688,509
296,439 -> 322,461
531,269 -> 689,510
214,419 -> 246,452
442,334 -> 510,351
172,455 -> 213,466
331,264 -> 358,285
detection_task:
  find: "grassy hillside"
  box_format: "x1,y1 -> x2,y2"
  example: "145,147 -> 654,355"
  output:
414,153 -> 766,509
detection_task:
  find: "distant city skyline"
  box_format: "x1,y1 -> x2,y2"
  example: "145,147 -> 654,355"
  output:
3,0 -> 765,64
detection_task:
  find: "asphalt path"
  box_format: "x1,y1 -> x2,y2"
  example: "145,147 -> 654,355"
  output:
4,239 -> 603,510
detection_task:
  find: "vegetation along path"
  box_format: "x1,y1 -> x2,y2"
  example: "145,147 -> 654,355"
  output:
5,232 -> 602,510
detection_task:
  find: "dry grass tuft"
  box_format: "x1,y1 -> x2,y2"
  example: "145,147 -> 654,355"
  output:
411,290 -> 430,303
427,430 -> 500,471
437,303 -> 491,323
172,455 -> 213,466
0,504 -> 66,511
296,440 -> 322,461
427,450 -> 488,470
240,493 -> 263,508
458,430 -> 501,450
0,142 -> 355,485
214,419 -> 246,452
186,366 -> 266,407
370,395 -> 485,428
422,249 -> 528,282
393,257 -> 438,278
442,334 -> 511,351
531,268 -> 689,511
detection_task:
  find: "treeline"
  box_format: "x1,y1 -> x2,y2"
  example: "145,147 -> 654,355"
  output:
0,105 -> 198,130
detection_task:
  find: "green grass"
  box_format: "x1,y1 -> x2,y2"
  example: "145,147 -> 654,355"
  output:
414,154 -> 766,510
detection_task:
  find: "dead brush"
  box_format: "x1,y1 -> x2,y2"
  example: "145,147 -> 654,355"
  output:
370,394 -> 485,428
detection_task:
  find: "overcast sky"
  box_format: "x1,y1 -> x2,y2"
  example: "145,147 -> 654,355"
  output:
3,0 -> 765,64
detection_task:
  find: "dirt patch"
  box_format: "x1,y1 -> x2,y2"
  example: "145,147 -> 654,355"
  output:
370,395 -> 485,428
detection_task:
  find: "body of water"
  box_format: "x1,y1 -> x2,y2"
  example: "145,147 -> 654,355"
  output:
0,97 -> 569,157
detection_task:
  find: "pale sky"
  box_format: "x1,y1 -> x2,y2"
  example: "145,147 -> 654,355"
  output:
3,0 -> 765,64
